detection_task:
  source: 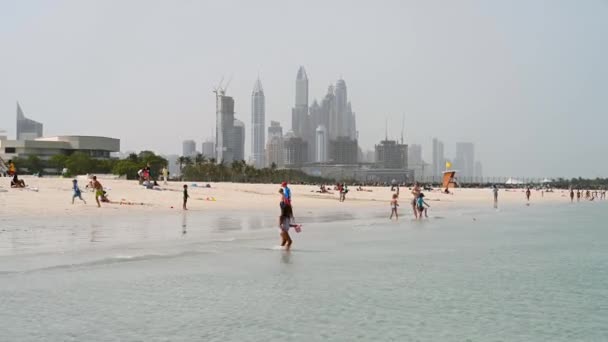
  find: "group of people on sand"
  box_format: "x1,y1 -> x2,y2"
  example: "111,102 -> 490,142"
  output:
389,182 -> 430,221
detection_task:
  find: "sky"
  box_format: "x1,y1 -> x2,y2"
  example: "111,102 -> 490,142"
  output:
1,0 -> 607,178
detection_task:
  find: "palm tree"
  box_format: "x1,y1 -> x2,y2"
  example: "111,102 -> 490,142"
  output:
194,153 -> 206,166
177,156 -> 187,174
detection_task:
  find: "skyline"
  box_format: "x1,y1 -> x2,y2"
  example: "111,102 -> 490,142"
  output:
1,0 -> 607,178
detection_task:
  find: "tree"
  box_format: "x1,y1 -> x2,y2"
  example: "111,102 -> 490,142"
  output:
65,152 -> 95,175
194,153 -> 206,166
112,159 -> 140,179
49,155 -> 68,174
27,155 -> 43,175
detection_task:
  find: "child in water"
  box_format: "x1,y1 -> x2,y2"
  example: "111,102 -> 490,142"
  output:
390,194 -> 399,220
416,193 -> 430,219
72,179 -> 86,204
183,184 -> 189,210
279,204 -> 299,250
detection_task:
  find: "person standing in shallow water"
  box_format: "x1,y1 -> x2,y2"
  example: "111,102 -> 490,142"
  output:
183,184 -> 189,210
525,187 -> 531,202
570,188 -> 575,203
411,182 -> 421,219
492,185 -> 499,208
390,194 -> 399,220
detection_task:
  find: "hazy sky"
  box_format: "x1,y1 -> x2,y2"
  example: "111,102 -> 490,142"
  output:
1,0 -> 607,178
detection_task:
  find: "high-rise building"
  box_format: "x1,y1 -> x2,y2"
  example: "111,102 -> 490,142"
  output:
334,79 -> 348,138
233,119 -> 245,162
329,137 -> 358,164
251,78 -> 265,168
408,144 -> 423,168
292,66 -> 309,137
215,89 -> 235,163
474,161 -> 483,181
283,131 -> 308,168
375,139 -> 408,169
201,140 -> 215,159
266,121 -> 284,168
455,142 -> 475,179
182,140 -> 196,157
16,103 -> 43,141
315,125 -> 328,163
432,138 -> 445,178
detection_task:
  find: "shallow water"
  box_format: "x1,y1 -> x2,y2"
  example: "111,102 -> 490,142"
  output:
1,202 -> 607,341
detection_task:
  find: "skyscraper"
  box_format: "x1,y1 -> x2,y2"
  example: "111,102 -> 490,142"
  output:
283,131 -> 308,168
251,78 -> 265,168
432,138 -> 445,178
182,140 -> 196,157
474,161 -> 483,181
201,140 -> 215,159
315,125 -> 328,163
233,119 -> 245,162
213,88 -> 245,164
292,66 -> 309,137
334,79 -> 348,138
266,121 -> 284,168
455,142 -> 475,179
16,103 -> 43,140
215,89 -> 235,163
375,139 -> 408,169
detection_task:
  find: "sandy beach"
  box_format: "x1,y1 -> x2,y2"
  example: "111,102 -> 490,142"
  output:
0,176 -> 571,218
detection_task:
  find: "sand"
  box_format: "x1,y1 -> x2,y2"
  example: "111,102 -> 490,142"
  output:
0,176 -> 571,219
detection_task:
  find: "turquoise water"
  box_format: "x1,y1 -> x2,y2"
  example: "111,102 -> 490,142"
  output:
1,203 -> 607,341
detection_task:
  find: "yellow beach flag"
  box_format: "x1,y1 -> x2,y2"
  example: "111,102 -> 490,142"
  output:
445,161 -> 452,169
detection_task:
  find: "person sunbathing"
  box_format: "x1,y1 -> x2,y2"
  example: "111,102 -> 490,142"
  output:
10,174 -> 26,188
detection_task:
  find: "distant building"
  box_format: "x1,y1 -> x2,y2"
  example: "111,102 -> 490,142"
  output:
329,137 -> 358,164
182,140 -> 196,157
455,142 -> 475,179
432,138 -> 445,178
315,125 -> 328,163
162,154 -> 180,178
474,161 -> 483,181
283,131 -> 308,168
215,89 -> 235,163
16,103 -> 43,140
266,121 -> 284,168
374,139 -> 408,169
233,119 -> 245,162
0,135 -> 119,160
408,144 -> 426,181
201,140 -> 215,159
251,78 -> 265,168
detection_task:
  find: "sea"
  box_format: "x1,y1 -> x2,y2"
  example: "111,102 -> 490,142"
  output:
0,201 -> 607,341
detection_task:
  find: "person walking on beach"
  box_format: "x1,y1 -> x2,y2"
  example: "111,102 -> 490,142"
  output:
493,184 -> 499,208
570,188 -> 575,203
577,189 -> 581,202
278,203 -> 299,251
162,166 -> 168,185
390,194 -> 399,220
92,176 -> 103,208
525,187 -> 531,202
72,179 -> 86,204
183,184 -> 189,210
411,182 -> 422,219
